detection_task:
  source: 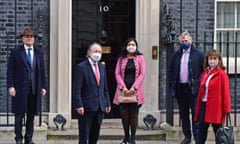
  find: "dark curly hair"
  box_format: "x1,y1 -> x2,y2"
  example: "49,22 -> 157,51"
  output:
120,38 -> 143,57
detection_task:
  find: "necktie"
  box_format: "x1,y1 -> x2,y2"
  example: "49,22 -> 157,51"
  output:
27,48 -> 32,68
94,63 -> 100,85
181,51 -> 188,83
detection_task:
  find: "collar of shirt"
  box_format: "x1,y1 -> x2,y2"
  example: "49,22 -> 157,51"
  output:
24,44 -> 34,58
88,57 -> 99,72
88,57 -> 97,65
24,44 -> 34,50
182,48 -> 191,54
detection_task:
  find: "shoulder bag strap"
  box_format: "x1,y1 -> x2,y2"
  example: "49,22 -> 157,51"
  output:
226,113 -> 232,126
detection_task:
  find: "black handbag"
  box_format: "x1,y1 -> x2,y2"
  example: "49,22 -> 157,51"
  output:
216,114 -> 234,144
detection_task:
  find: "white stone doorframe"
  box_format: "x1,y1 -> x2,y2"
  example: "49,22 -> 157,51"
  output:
48,0 -> 161,129
136,0 -> 161,129
49,0 -> 72,129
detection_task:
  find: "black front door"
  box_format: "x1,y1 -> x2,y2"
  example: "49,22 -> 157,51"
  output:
72,0 -> 136,118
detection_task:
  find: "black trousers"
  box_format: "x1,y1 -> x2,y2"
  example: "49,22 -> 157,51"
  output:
78,110 -> 104,144
176,83 -> 198,141
15,91 -> 36,142
196,102 -> 221,144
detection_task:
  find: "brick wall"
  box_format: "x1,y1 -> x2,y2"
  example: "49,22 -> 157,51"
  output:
0,0 -> 50,112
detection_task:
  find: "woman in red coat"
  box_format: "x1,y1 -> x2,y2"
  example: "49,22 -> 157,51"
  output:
194,49 -> 231,144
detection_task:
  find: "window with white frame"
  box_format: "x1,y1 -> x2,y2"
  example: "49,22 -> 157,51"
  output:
215,0 -> 240,73
215,1 -> 240,57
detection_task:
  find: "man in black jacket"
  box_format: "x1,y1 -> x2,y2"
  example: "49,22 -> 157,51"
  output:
167,31 -> 204,144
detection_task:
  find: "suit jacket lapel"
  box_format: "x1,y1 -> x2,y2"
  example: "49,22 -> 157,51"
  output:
20,45 -> 30,69
86,59 -> 99,85
98,63 -> 103,84
34,48 -> 40,70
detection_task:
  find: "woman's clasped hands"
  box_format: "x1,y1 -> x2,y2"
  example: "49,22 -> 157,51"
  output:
122,87 -> 136,96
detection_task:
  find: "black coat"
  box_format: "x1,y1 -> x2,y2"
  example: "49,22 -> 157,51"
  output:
7,45 -> 46,114
167,47 -> 204,97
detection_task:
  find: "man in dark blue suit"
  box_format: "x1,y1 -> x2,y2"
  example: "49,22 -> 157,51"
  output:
168,31 -> 204,144
7,28 -> 47,144
73,43 -> 111,144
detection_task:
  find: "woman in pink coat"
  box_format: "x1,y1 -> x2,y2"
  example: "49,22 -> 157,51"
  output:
194,50 -> 231,144
113,38 -> 146,144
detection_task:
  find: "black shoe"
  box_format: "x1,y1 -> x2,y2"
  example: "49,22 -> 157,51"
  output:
130,141 -> 136,144
130,136 -> 136,144
181,138 -> 191,144
16,140 -> 23,144
120,140 -> 128,144
24,140 -> 35,144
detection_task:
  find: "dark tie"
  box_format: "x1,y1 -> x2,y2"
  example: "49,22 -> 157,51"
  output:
94,63 -> 100,85
27,48 -> 32,68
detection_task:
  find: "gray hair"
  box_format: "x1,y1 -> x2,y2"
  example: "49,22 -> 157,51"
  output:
179,31 -> 192,40
88,42 -> 102,51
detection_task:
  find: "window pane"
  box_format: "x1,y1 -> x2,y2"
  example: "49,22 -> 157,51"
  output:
217,2 -> 234,28
238,3 -> 240,28
216,31 -> 234,57
237,32 -> 240,56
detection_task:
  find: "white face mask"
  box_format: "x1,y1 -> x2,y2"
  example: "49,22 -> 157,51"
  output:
126,46 -> 136,53
91,53 -> 102,62
208,59 -> 219,68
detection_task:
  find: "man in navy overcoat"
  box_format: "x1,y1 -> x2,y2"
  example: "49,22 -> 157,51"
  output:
73,43 -> 111,144
7,28 -> 47,144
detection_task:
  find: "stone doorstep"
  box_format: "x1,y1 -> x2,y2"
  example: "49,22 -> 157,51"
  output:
70,119 -> 123,129
47,128 -> 166,141
1,127 -> 240,142
65,119 -> 165,141
1,119 -> 240,142
0,119 -> 165,141
166,126 -> 240,141
0,126 -> 47,141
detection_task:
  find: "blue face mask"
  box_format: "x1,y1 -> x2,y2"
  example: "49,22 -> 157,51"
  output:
180,42 -> 190,50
